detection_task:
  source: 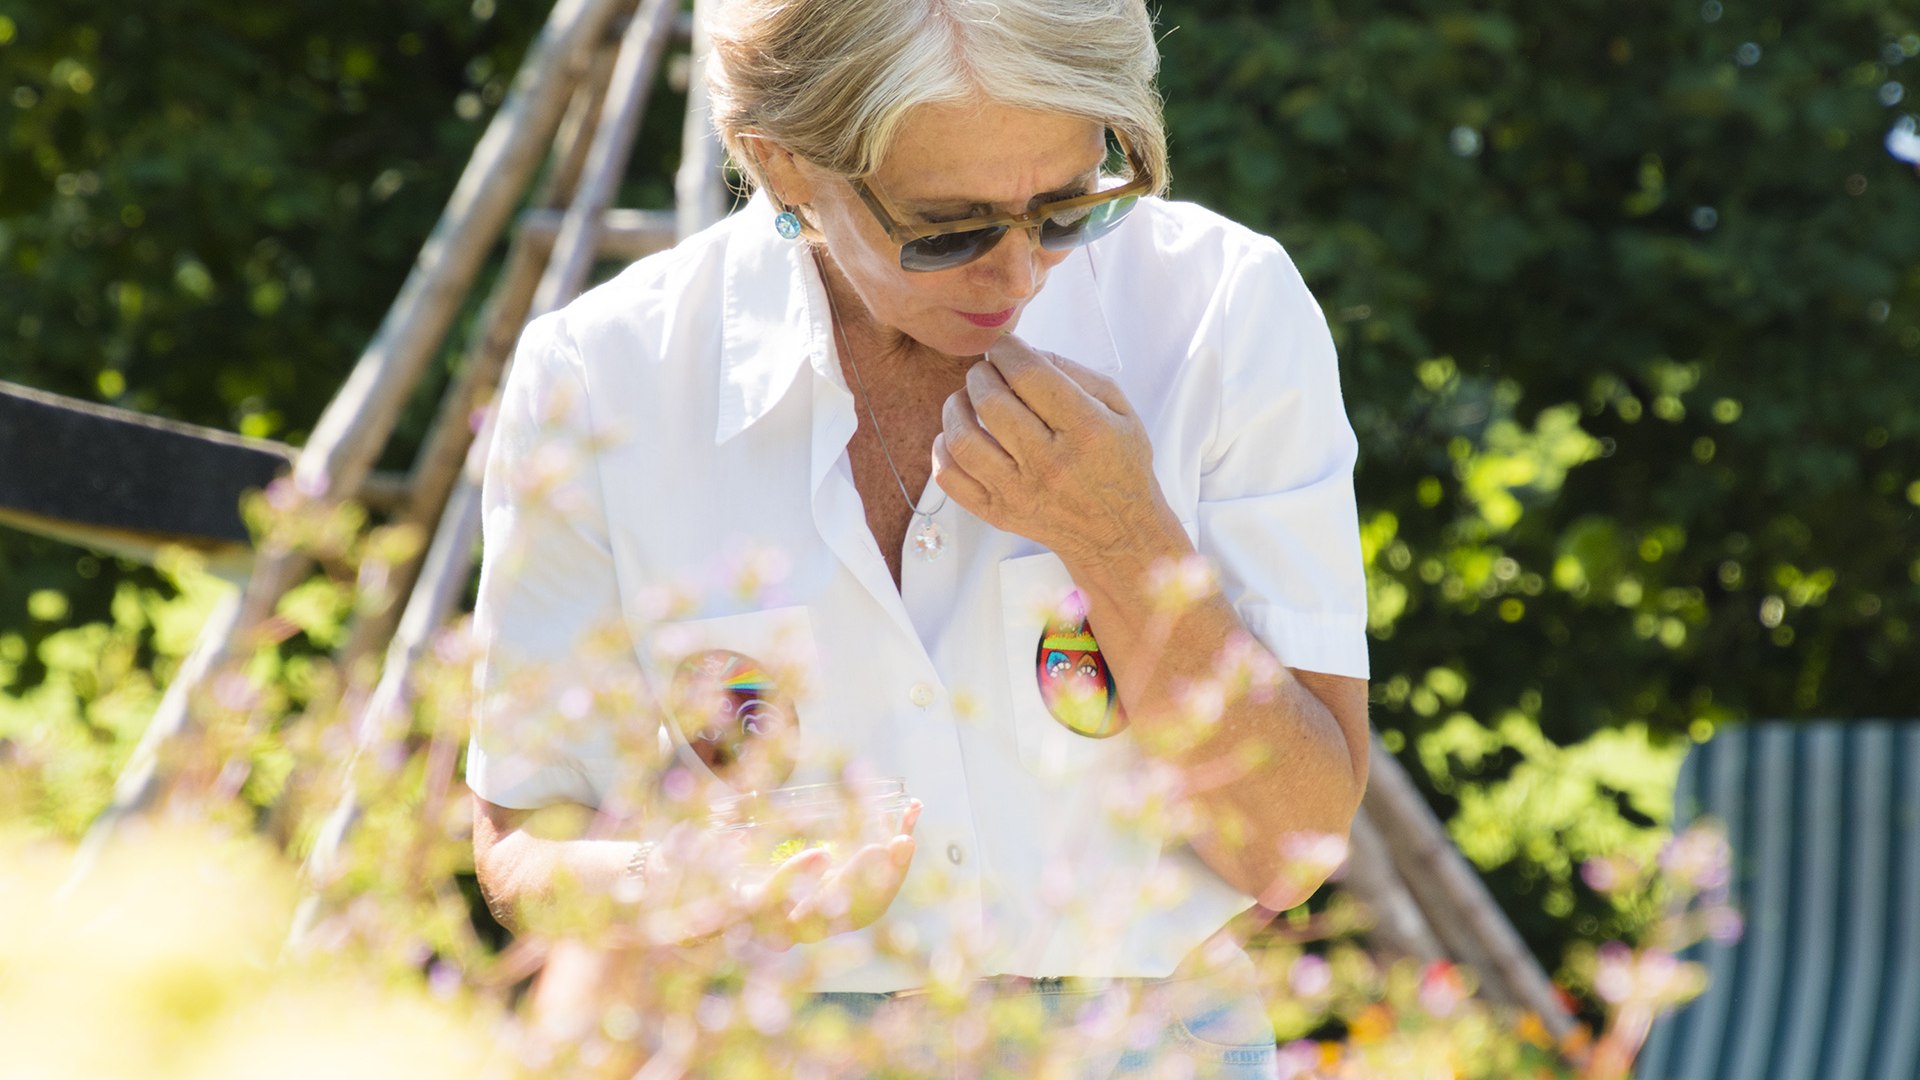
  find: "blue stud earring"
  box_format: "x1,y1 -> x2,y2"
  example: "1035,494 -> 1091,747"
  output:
773,210 -> 803,240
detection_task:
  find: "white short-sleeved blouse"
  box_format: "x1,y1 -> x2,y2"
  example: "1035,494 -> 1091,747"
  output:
466,192 -> 1369,992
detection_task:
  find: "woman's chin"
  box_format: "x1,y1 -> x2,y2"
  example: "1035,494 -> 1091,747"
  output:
916,316 -> 1019,360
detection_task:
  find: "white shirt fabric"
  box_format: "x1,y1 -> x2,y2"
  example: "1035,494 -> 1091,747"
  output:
466,191 -> 1369,992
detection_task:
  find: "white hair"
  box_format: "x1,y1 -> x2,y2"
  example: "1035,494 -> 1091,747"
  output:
706,0 -> 1168,194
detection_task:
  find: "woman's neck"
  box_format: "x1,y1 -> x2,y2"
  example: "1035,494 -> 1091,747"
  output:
815,252 -> 977,386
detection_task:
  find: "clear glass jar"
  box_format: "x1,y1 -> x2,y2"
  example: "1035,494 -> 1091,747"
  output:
709,777 -> 911,872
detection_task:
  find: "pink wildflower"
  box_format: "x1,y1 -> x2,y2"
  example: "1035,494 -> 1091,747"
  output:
1658,824 -> 1732,892
1276,1039 -> 1322,1079
1289,953 -> 1333,998
1418,959 -> 1469,1018
1706,906 -> 1745,944
1595,942 -> 1706,1008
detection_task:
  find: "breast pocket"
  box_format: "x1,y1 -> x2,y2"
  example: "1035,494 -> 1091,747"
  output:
998,551 -> 1132,781
643,605 -> 819,791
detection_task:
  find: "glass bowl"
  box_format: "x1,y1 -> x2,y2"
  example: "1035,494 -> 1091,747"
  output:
709,777 -> 911,873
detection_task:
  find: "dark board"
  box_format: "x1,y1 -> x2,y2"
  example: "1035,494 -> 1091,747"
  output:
0,381 -> 291,546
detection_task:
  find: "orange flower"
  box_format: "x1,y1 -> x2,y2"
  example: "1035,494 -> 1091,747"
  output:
1560,1022 -> 1594,1057
1348,1003 -> 1395,1044
1515,1011 -> 1553,1048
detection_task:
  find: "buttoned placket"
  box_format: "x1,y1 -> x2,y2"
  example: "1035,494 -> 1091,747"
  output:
896,484 -> 970,875
803,285 -> 984,954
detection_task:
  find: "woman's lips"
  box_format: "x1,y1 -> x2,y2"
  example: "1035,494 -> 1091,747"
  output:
957,306 -> 1016,328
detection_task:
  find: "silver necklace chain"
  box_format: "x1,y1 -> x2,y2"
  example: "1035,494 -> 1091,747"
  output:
815,254 -> 952,560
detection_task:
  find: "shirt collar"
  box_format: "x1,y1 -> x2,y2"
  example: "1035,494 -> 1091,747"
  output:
715,192 -> 1125,444
716,193 -> 827,444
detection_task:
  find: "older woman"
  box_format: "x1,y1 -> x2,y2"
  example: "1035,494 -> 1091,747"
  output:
469,0 -> 1369,1073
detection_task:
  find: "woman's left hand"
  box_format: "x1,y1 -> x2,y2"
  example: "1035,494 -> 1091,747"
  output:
931,335 -> 1171,563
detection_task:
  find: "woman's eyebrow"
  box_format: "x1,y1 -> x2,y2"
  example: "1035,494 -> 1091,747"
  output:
895,166 -> 1101,214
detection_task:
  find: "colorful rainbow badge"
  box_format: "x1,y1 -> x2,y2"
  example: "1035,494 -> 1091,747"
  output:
1034,591 -> 1127,738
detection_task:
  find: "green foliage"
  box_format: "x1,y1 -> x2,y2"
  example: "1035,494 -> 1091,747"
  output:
0,551 -> 225,836
1161,0 -> 1920,719
1158,0 -> 1920,967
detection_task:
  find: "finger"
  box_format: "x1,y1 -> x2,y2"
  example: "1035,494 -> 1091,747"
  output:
861,839 -> 916,917
965,361 -> 1053,461
790,841 -> 906,929
940,387 -> 1017,477
752,845 -> 832,910
775,843 -> 834,877
1048,352 -> 1132,416
745,845 -> 834,949
987,338 -> 1100,432
900,798 -> 922,837
785,856 -> 867,930
887,834 -> 916,872
930,433 -> 992,508
787,837 -> 915,944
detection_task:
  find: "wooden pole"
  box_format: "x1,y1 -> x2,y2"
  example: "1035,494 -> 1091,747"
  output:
517,207 -> 677,259
541,37 -> 629,217
1344,806 -> 1448,965
1362,734 -> 1577,1038
675,0 -> 730,240
531,0 -> 680,317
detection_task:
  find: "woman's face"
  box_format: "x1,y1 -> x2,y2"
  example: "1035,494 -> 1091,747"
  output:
790,101 -> 1107,359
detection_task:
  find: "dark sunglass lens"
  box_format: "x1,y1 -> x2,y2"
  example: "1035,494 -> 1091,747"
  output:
900,226 -> 1006,271
1038,205 -> 1093,246
1039,195 -> 1139,252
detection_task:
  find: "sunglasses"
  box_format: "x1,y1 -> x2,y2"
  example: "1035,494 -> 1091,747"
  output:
849,131 -> 1152,272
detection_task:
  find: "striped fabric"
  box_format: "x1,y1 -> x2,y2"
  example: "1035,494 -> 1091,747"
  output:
1635,722 -> 1920,1080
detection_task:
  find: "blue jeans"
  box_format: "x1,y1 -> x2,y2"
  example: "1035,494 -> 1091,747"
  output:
797,948 -> 1280,1078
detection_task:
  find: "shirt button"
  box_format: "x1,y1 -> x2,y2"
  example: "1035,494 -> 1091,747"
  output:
946,843 -> 965,865
909,683 -> 936,708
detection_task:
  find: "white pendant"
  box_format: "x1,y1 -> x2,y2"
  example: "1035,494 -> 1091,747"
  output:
911,516 -> 947,561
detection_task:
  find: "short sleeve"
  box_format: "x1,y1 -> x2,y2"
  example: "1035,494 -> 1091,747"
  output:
465,313 -> 646,809
1198,242 -> 1369,679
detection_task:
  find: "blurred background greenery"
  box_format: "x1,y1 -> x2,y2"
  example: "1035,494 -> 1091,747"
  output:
2,0 -> 1917,1000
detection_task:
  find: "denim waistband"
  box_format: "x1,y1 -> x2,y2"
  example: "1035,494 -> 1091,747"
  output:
884,974 -> 1118,999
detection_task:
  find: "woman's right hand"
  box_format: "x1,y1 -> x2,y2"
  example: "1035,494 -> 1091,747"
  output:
755,797 -> 921,949
636,799 -> 922,951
